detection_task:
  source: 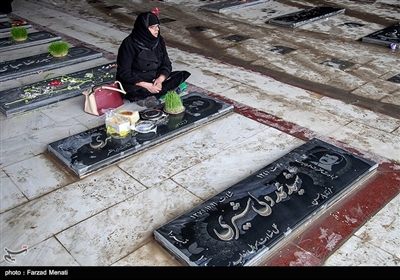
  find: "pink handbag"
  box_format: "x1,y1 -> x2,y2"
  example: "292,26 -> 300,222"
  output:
82,81 -> 126,116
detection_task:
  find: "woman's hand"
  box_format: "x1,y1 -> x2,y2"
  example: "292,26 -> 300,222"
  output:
153,75 -> 167,91
137,81 -> 160,94
136,74 -> 167,94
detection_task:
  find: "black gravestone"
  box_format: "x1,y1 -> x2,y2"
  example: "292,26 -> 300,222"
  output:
0,46 -> 103,82
200,0 -> 270,13
321,58 -> 355,70
47,92 -> 234,178
362,22 -> 400,46
268,6 -> 345,28
0,31 -> 61,52
0,19 -> 31,33
268,45 -> 296,54
387,73 -> 400,84
0,63 -> 117,117
154,138 -> 378,266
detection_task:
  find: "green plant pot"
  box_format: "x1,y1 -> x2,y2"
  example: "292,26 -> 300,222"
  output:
10,26 -> 28,41
48,41 -> 70,57
164,90 -> 185,114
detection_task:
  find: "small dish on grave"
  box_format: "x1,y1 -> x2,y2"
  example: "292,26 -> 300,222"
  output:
154,138 -> 378,266
268,6 -> 345,28
47,92 -> 234,178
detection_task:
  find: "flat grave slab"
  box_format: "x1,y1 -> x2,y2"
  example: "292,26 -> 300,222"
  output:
0,46 -> 103,82
0,63 -> 117,117
48,92 -> 234,178
200,0 -> 270,13
362,22 -> 400,46
0,19 -> 31,33
268,6 -> 346,28
268,45 -> 296,54
0,31 -> 61,52
387,73 -> 400,84
154,138 -> 378,266
321,58 -> 355,70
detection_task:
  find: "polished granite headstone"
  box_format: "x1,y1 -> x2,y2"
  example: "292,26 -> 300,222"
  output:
47,92 -> 234,178
268,6 -> 345,28
321,58 -> 355,70
0,63 -> 117,117
268,45 -> 296,54
0,31 -> 61,52
349,0 -> 376,3
154,138 -> 378,266
387,73 -> 400,84
200,0 -> 270,13
0,46 -> 103,82
362,22 -> 400,46
0,19 -> 31,33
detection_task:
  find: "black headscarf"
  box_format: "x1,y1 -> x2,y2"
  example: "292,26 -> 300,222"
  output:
130,12 -> 160,51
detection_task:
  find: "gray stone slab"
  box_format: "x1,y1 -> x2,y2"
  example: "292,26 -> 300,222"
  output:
0,46 -> 103,82
0,63 -> 117,117
200,0 -> 270,13
47,92 -> 234,178
268,6 -> 346,28
362,22 -> 400,46
0,31 -> 61,52
154,138 -> 378,266
0,19 -> 31,33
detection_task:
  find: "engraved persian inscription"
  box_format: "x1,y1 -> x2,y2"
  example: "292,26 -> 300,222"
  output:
154,138 -> 378,266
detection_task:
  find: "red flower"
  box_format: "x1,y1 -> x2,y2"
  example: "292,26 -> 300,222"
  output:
50,80 -> 61,86
11,20 -> 26,26
151,7 -> 159,16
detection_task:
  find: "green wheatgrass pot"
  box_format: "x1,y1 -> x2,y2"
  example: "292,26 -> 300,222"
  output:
164,90 -> 185,114
11,27 -> 28,41
48,41 -> 69,57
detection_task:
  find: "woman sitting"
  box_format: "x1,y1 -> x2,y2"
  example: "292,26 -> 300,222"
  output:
116,10 -> 191,107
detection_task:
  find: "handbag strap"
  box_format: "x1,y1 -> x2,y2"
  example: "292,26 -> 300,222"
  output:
99,80 -> 127,95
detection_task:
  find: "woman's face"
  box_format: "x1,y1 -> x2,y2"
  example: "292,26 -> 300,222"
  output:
148,24 -> 159,37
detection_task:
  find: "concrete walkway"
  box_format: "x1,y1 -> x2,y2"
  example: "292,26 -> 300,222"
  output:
0,0 -> 399,272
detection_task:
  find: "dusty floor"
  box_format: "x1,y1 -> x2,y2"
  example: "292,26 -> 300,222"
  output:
35,0 -> 400,119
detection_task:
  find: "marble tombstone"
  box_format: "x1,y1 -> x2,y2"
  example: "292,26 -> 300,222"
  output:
154,138 -> 378,266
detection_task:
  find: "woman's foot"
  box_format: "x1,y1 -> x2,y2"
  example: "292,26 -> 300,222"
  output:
137,96 -> 160,108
